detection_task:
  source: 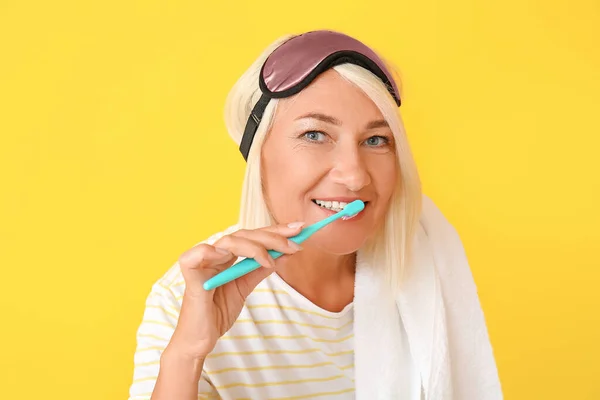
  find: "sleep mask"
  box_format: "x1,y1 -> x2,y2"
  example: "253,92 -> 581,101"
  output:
239,30 -> 402,161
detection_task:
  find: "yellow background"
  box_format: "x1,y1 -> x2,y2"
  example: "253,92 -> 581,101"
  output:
1,0 -> 598,398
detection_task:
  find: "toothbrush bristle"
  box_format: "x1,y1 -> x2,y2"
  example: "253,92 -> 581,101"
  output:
342,200 -> 365,217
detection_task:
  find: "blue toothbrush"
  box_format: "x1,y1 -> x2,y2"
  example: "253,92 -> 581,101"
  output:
203,200 -> 365,290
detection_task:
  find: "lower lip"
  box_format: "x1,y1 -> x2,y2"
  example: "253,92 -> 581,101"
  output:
313,201 -> 367,221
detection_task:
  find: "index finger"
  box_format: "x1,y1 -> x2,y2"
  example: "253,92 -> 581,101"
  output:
178,243 -> 234,271
257,221 -> 305,236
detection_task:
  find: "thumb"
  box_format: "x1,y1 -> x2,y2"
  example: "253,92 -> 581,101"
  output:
234,266 -> 274,298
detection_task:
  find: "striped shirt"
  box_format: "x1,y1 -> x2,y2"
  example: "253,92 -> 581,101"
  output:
129,236 -> 355,399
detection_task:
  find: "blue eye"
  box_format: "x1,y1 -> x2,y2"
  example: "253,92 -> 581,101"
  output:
302,131 -> 326,142
365,136 -> 389,147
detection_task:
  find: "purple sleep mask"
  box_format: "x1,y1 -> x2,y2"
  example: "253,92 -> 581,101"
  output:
239,30 -> 401,161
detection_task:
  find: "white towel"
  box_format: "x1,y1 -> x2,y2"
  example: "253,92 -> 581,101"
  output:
354,194 -> 503,399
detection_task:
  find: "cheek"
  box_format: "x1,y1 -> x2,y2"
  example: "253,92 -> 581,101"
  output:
261,147 -> 313,219
373,156 -> 398,202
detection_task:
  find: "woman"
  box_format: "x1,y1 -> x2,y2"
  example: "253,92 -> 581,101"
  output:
129,30 -> 502,400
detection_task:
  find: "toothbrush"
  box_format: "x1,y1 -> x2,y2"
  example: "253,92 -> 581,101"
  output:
203,200 -> 365,291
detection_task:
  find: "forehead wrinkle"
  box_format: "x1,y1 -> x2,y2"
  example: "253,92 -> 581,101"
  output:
270,70 -> 386,133
295,112 -> 342,126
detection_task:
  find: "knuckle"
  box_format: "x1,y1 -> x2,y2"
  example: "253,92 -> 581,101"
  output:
263,231 -> 281,244
264,231 -> 288,249
178,244 -> 210,267
277,235 -> 290,248
262,225 -> 282,235
256,247 -> 271,262
178,250 -> 197,268
234,229 -> 249,236
215,235 -> 234,247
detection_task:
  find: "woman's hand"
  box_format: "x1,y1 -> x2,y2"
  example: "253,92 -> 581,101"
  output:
165,222 -> 304,360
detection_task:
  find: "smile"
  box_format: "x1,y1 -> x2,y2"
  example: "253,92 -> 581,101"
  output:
311,199 -> 369,213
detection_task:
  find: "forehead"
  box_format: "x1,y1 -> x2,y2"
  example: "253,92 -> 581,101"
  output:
272,69 -> 384,125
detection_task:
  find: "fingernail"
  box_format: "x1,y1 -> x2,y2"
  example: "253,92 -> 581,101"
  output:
287,222 -> 305,229
287,240 -> 303,251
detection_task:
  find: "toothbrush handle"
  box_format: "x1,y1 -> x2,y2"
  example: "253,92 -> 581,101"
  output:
203,223 -> 324,291
203,249 -> 283,290
201,202 -> 364,291
203,224 -> 318,290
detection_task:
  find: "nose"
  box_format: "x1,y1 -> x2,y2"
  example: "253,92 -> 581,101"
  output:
329,145 -> 371,192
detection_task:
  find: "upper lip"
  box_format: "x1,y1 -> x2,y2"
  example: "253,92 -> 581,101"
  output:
311,197 -> 369,203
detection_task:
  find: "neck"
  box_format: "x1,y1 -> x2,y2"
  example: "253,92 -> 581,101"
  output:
275,244 -> 356,312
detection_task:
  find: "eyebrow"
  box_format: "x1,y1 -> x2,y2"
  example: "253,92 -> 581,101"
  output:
296,112 -> 342,125
295,112 -> 389,130
365,119 -> 389,129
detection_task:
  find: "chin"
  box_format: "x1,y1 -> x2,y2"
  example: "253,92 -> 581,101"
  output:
307,228 -> 370,255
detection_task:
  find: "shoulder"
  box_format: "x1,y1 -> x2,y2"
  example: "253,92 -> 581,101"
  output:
419,194 -> 464,259
417,193 -> 474,287
419,194 -> 478,301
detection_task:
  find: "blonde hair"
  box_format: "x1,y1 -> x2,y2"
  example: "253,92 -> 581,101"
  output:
223,34 -> 422,292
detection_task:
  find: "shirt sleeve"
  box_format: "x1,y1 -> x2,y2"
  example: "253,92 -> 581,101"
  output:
128,281 -> 218,399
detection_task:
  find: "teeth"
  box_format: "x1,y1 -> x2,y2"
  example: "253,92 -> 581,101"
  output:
314,199 -> 352,211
